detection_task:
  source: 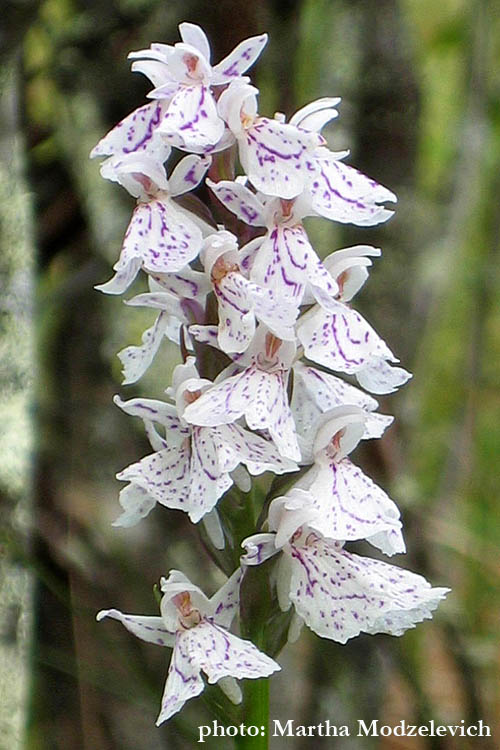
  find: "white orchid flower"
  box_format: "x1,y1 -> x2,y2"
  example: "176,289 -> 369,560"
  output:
217,81 -> 324,198
95,152 -> 211,295
201,229 -> 298,353
296,246 -> 412,394
207,177 -> 343,310
183,326 -> 301,462
128,23 -> 268,153
242,504 -> 449,645
114,358 -> 297,527
97,569 -> 280,724
277,406 -> 405,555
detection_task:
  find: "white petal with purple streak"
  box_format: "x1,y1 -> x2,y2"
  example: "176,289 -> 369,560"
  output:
297,301 -> 410,393
156,635 -> 205,724
206,178 -> 265,226
241,532 -> 279,566
90,101 -> 171,161
290,458 -> 405,555
117,442 -> 191,512
287,536 -> 449,643
241,119 -> 321,199
113,394 -> 187,443
183,367 -> 300,462
209,567 -> 243,629
185,620 -> 280,685
157,85 -> 224,151
211,33 -> 268,83
108,199 -> 203,289
214,423 -> 298,476
96,608 -> 175,647
250,225 -> 338,309
168,154 -> 211,197
309,149 -> 396,226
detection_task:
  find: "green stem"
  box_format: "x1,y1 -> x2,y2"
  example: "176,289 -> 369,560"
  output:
235,674 -> 269,750
236,587 -> 271,750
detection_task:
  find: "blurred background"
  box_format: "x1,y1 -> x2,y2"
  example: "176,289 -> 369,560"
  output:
1,0 -> 499,747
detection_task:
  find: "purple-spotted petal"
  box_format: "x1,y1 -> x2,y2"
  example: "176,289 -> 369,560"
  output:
249,228 -> 305,303
118,199 -> 203,275
96,608 -> 174,647
242,119 -> 321,199
117,311 -> 170,384
214,274 -> 256,353
125,290 -> 186,318
156,635 -> 204,725
185,620 -> 280,684
309,150 -> 396,226
241,532 -> 279,566
288,537 -> 449,643
149,268 -> 210,300
245,277 -> 299,340
90,101 -> 171,161
158,85 -> 225,151
250,225 -> 337,309
206,178 -> 265,226
296,301 -> 399,382
211,33 -> 268,83
188,427 -> 230,522
209,568 -> 243,629
292,362 -> 378,421
168,154 -> 211,197
214,423 -> 298,476
117,443 -> 191,512
183,367 -> 300,462
113,394 -> 186,439
292,459 -> 405,555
